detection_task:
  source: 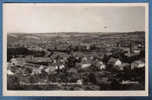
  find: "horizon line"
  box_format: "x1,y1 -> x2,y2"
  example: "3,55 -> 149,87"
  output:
7,31 -> 145,34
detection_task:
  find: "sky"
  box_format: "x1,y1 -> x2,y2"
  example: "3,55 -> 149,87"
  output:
3,3 -> 147,33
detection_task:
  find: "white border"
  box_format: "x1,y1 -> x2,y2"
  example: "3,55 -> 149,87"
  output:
2,3 -> 149,96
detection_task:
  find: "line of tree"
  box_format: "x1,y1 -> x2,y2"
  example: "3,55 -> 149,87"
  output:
7,47 -> 45,61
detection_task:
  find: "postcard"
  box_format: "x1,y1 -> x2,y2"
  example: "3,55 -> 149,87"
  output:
3,3 -> 149,96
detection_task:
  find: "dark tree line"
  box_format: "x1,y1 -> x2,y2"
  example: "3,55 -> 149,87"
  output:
7,47 -> 45,61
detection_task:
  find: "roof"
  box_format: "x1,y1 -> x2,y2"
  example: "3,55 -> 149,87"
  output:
132,60 -> 144,65
107,57 -> 119,65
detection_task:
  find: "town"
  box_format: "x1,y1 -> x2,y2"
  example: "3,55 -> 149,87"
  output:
7,31 -> 145,90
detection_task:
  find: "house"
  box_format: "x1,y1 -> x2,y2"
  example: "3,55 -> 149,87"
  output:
132,49 -> 141,54
108,57 -> 122,66
80,43 -> 91,50
10,57 -> 18,66
107,57 -> 129,71
114,59 -> 122,67
98,61 -> 106,70
131,60 -> 145,70
7,69 -> 14,75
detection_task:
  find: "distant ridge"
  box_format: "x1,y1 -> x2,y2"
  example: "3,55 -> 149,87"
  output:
8,31 -> 145,36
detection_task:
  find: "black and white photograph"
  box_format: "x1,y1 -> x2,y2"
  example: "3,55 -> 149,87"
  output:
3,3 -> 148,96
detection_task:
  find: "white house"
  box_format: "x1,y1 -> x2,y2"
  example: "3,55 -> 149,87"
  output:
10,57 -> 18,66
131,60 -> 145,70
